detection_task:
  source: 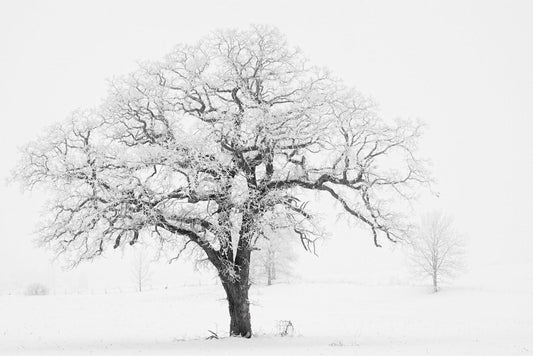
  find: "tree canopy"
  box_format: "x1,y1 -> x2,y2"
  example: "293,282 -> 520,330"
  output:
15,25 -> 429,336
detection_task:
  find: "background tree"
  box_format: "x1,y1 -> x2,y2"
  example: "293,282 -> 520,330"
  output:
131,248 -> 152,292
14,26 -> 429,337
251,231 -> 296,286
24,283 -> 49,296
408,212 -> 465,292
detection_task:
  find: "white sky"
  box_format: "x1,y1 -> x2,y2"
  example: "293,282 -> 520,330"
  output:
0,0 -> 531,292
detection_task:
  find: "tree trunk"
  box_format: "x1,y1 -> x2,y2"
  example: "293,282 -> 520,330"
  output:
432,272 -> 438,292
267,264 -> 272,286
217,207 -> 255,337
221,279 -> 252,337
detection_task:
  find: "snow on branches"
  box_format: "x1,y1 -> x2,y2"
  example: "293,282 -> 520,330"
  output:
15,25 -> 429,279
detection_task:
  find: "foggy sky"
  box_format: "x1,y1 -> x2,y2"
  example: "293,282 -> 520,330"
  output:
0,0 -> 531,293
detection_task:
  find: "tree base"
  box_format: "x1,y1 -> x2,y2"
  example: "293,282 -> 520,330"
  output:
223,280 -> 252,338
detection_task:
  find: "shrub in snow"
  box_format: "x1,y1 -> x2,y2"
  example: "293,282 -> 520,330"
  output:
277,320 -> 294,336
25,283 -> 49,296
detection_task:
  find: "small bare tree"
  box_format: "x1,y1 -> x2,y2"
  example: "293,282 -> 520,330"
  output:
131,249 -> 152,292
251,232 -> 296,285
408,212 -> 465,292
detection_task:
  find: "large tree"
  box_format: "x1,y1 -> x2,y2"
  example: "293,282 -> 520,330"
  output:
15,26 -> 428,337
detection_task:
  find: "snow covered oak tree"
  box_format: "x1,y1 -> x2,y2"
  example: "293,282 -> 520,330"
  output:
14,26 -> 429,337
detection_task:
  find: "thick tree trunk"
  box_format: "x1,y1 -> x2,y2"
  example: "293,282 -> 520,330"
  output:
221,279 -> 252,337
217,207 -> 255,337
432,272 -> 438,292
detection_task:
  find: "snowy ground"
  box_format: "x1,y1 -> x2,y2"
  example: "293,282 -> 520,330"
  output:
1,282 -> 532,355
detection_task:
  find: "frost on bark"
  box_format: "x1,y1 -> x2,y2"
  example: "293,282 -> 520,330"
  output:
14,26 -> 429,337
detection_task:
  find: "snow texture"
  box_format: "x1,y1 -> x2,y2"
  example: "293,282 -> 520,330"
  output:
1,282 -> 531,355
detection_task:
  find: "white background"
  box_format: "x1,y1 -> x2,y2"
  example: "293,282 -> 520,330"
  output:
0,0 -> 531,293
